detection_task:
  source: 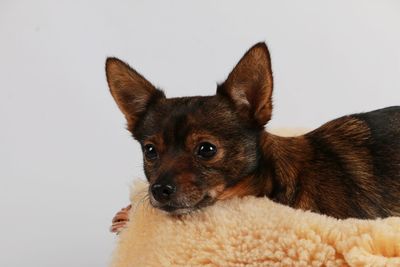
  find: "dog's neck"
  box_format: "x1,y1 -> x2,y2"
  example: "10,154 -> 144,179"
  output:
256,131 -> 310,205
217,131 -> 310,205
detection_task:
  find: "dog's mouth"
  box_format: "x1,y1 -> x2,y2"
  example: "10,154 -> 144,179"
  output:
150,194 -> 215,215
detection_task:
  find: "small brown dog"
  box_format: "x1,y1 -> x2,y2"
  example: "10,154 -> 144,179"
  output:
106,43 -> 400,233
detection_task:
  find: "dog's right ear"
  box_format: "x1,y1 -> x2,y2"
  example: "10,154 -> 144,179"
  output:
105,58 -> 165,130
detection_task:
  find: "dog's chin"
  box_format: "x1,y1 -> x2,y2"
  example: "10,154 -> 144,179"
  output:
150,194 -> 215,215
158,205 -> 195,215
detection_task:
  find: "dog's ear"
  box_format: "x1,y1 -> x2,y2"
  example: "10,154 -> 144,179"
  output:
105,58 -> 165,130
217,42 -> 273,126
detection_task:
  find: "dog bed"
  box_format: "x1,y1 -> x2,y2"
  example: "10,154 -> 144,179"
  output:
110,181 -> 400,267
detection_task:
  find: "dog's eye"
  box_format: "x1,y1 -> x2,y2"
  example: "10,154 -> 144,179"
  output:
144,144 -> 158,160
197,142 -> 217,159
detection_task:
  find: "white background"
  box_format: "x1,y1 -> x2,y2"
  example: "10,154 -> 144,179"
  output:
1,1 -> 399,266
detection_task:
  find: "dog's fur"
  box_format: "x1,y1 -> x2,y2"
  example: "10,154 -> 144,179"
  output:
106,43 -> 400,230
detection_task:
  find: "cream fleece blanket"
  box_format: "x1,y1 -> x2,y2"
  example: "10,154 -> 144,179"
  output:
110,181 -> 400,267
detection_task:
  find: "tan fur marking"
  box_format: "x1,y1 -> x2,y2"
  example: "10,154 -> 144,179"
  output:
216,177 -> 259,200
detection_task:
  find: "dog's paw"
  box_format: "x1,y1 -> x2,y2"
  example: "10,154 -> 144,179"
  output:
110,204 -> 131,234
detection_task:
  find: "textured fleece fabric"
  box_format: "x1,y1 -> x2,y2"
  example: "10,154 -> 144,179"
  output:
110,182 -> 400,267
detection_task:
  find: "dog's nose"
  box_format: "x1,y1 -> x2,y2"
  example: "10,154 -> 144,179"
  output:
151,183 -> 176,204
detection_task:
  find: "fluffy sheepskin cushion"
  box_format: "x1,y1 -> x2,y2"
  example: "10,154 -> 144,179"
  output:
110,182 -> 400,267
110,130 -> 400,266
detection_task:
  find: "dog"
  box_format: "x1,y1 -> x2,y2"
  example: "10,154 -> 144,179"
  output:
106,43 -> 400,233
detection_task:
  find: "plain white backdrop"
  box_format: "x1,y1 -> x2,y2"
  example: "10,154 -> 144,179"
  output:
1,1 -> 399,266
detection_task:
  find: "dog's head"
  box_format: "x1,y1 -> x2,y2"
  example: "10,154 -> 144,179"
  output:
106,43 -> 273,214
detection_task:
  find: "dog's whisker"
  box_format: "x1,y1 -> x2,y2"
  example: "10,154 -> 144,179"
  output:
131,190 -> 150,216
215,201 -> 236,214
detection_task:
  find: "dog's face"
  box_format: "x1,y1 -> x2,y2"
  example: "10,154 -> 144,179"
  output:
106,43 -> 274,214
132,95 -> 261,214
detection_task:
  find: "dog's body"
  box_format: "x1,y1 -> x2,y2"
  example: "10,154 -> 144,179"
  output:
107,43 -> 400,232
260,106 -> 400,219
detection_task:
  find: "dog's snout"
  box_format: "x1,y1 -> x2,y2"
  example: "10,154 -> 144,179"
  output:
151,183 -> 176,204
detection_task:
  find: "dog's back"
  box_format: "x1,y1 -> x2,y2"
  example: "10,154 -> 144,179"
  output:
353,106 -> 400,176
295,106 -> 400,218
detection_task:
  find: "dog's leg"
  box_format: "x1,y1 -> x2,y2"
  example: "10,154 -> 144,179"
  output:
110,204 -> 131,234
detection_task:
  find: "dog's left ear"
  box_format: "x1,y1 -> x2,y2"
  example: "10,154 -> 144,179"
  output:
217,42 -> 273,126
